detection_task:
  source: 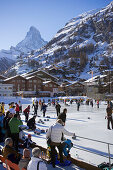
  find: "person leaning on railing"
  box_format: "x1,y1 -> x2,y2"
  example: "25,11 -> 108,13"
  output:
46,119 -> 75,168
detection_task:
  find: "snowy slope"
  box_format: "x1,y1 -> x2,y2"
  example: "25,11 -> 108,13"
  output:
4,2 -> 113,80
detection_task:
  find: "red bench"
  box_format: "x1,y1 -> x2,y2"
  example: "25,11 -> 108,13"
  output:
0,155 -> 26,170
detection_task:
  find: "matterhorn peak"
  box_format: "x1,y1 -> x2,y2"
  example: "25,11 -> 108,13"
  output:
15,26 -> 47,53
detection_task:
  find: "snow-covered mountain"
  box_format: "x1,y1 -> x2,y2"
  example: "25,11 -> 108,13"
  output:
15,26 -> 47,53
0,26 -> 47,73
4,2 -> 113,80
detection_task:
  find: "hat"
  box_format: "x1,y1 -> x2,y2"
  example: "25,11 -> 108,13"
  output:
23,148 -> 30,158
28,134 -> 31,138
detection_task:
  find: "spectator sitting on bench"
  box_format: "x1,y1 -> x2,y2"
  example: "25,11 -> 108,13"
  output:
2,137 -> 22,164
24,134 -> 35,148
27,147 -> 47,170
19,148 -> 31,170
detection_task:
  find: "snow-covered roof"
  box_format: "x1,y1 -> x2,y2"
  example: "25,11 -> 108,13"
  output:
22,70 -> 59,81
43,81 -> 51,84
85,75 -> 107,83
0,75 -> 7,79
43,80 -> 59,85
3,75 -> 26,81
25,75 -> 44,80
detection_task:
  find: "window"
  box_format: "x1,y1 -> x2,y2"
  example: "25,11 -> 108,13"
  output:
45,84 -> 48,87
29,80 -> 32,83
33,80 -> 37,83
54,85 -> 57,87
4,87 -> 7,89
29,84 -> 32,87
49,84 -> 52,87
8,87 -> 12,89
17,80 -> 21,82
22,80 -> 25,83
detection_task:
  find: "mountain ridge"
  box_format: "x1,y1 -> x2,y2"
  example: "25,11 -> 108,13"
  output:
3,2 -> 113,80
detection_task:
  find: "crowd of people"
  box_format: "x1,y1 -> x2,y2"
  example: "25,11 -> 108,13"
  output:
0,98 -> 113,169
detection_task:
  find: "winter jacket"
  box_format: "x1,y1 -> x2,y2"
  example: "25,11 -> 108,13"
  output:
46,122 -> 74,143
15,104 -> 20,112
27,157 -> 47,170
58,112 -> 66,123
27,117 -> 35,127
23,107 -> 30,114
2,145 -> 21,159
55,104 -> 61,111
9,117 -> 23,133
106,107 -> 112,117
19,158 -> 30,170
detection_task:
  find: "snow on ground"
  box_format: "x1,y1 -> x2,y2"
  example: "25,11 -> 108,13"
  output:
1,96 -> 113,168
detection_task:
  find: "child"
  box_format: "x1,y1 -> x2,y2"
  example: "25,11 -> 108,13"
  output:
24,134 -> 34,148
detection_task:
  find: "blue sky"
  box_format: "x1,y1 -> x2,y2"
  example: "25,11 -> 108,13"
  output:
0,0 -> 112,50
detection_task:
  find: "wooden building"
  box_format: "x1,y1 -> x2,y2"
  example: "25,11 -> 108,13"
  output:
3,75 -> 26,95
60,81 -> 85,96
43,81 -> 59,97
22,70 -> 59,82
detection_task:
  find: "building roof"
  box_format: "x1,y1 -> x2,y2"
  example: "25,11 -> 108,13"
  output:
0,75 -> 7,79
64,81 -> 84,87
43,80 -> 59,86
3,75 -> 26,81
25,75 -> 44,81
22,70 -> 59,81
85,75 -> 107,83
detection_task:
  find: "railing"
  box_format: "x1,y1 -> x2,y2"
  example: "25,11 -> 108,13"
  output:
73,135 -> 113,170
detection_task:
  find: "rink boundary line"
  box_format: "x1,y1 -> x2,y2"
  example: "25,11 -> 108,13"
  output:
76,135 -> 113,146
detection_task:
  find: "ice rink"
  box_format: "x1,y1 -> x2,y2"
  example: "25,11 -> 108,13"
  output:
1,97 -> 113,167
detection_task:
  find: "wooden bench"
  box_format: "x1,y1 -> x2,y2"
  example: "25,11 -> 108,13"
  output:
0,155 -> 26,170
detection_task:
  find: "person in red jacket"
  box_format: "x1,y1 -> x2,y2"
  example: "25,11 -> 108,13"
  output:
23,105 -> 30,122
15,103 -> 20,115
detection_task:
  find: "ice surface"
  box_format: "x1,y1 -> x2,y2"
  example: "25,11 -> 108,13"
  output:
1,96 -> 113,167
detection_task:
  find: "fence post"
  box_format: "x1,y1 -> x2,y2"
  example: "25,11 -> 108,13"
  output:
108,143 -> 111,170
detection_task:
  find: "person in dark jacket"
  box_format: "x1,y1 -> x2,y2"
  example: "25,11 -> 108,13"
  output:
27,116 -> 36,130
23,105 -> 30,122
42,103 -> 47,117
3,111 -> 13,138
23,134 -> 33,148
34,100 -> 38,116
55,102 -> 61,117
58,108 -> 67,125
106,104 -> 113,130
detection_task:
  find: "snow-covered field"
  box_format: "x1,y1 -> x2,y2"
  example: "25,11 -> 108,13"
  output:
1,96 -> 113,168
